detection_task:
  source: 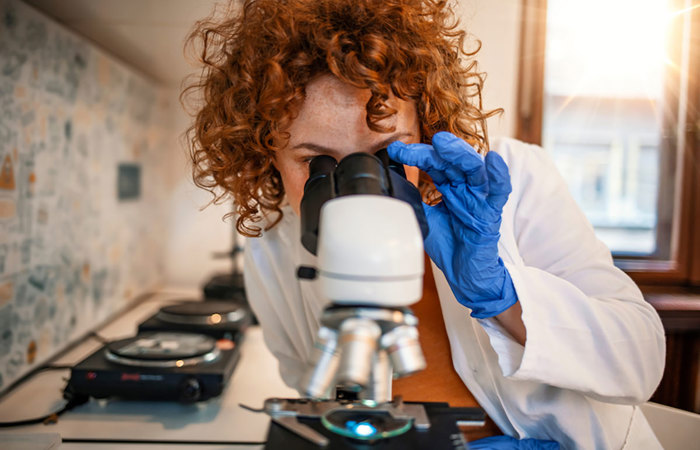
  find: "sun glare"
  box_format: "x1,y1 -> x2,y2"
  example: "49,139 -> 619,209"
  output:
545,0 -> 678,99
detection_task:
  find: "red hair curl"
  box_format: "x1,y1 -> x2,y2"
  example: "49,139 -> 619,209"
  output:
183,0 -> 500,236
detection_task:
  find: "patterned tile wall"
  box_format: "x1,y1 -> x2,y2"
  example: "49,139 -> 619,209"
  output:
0,0 -> 172,391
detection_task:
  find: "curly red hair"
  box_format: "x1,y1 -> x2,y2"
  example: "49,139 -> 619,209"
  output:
183,0 -> 499,236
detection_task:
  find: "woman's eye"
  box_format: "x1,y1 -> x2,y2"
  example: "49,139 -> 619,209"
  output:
301,156 -> 318,165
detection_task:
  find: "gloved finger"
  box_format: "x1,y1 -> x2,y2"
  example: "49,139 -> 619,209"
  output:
468,435 -> 560,450
431,132 -> 487,187
421,201 -> 453,272
387,141 -> 448,185
428,132 -> 473,183
428,180 -> 500,235
519,438 -> 560,450
435,184 -> 491,233
468,435 -> 521,449
484,151 -> 512,212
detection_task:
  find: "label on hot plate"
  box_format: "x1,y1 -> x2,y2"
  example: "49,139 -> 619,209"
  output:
120,373 -> 164,381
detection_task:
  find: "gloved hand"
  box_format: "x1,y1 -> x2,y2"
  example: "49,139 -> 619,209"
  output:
469,435 -> 560,449
388,132 -> 517,319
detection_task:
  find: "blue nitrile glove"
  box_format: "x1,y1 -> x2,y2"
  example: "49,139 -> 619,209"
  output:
469,435 -> 560,449
388,132 -> 517,319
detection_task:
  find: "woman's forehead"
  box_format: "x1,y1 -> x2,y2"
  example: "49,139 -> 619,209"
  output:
285,75 -> 419,148
304,75 -> 371,107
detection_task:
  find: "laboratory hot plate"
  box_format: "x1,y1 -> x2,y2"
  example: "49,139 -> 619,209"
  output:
138,299 -> 251,340
65,331 -> 240,403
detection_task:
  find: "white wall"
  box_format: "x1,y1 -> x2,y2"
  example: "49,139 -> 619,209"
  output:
0,0 -> 178,390
457,0 -> 522,139
161,92 -> 234,290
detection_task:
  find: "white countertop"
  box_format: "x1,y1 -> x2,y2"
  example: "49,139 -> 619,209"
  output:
0,292 -> 298,449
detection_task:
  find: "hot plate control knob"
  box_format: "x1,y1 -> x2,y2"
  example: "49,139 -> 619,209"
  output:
179,377 -> 202,402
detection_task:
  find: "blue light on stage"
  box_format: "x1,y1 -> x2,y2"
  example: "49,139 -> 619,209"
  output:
346,420 -> 377,437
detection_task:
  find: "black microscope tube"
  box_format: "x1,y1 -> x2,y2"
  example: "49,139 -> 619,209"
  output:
300,155 -> 337,255
335,153 -> 390,197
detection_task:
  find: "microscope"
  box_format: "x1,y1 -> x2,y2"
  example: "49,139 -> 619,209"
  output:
255,150 -> 442,445
297,150 -> 429,402
255,151 -> 485,447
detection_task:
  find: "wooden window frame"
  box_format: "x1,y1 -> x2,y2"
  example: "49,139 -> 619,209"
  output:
515,0 -> 700,287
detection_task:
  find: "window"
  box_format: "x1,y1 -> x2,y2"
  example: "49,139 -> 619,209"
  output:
516,0 -> 700,285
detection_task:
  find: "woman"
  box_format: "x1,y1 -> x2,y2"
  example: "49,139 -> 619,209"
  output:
184,1 -> 665,448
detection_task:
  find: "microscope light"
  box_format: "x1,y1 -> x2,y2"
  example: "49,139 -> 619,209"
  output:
346,420 -> 377,437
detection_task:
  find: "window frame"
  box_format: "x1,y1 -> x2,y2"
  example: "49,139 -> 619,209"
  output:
515,0 -> 700,286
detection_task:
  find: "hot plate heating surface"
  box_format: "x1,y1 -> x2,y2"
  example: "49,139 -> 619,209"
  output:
138,299 -> 251,340
106,332 -> 219,362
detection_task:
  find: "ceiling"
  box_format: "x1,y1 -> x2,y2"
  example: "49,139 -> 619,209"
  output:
22,0 -> 227,88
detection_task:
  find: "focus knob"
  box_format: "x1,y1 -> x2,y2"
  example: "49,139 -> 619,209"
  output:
179,377 -> 202,403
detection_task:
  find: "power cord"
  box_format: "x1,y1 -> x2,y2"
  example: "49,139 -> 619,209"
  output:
0,367 -> 89,428
0,390 -> 89,428
0,332 -> 110,428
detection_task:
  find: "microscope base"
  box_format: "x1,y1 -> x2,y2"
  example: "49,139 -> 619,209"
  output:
264,401 -> 484,449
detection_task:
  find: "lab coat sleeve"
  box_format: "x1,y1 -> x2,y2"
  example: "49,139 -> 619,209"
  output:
243,239 -> 307,391
481,140 -> 665,405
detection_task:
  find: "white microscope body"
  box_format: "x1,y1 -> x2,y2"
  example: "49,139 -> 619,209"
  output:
318,195 -> 424,306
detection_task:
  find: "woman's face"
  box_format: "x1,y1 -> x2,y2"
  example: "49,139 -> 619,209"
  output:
275,75 -> 421,215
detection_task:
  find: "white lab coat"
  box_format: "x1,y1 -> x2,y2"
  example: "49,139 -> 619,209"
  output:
243,137 -> 666,449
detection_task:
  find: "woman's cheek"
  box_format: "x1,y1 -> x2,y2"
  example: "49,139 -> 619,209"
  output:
289,169 -> 309,215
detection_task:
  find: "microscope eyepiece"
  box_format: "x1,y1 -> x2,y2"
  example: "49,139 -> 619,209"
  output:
300,155 -> 338,255
374,148 -> 406,179
305,155 -> 338,189
335,153 -> 390,197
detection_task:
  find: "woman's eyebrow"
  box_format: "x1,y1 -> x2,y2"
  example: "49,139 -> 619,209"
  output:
290,132 -> 415,155
290,142 -> 336,154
